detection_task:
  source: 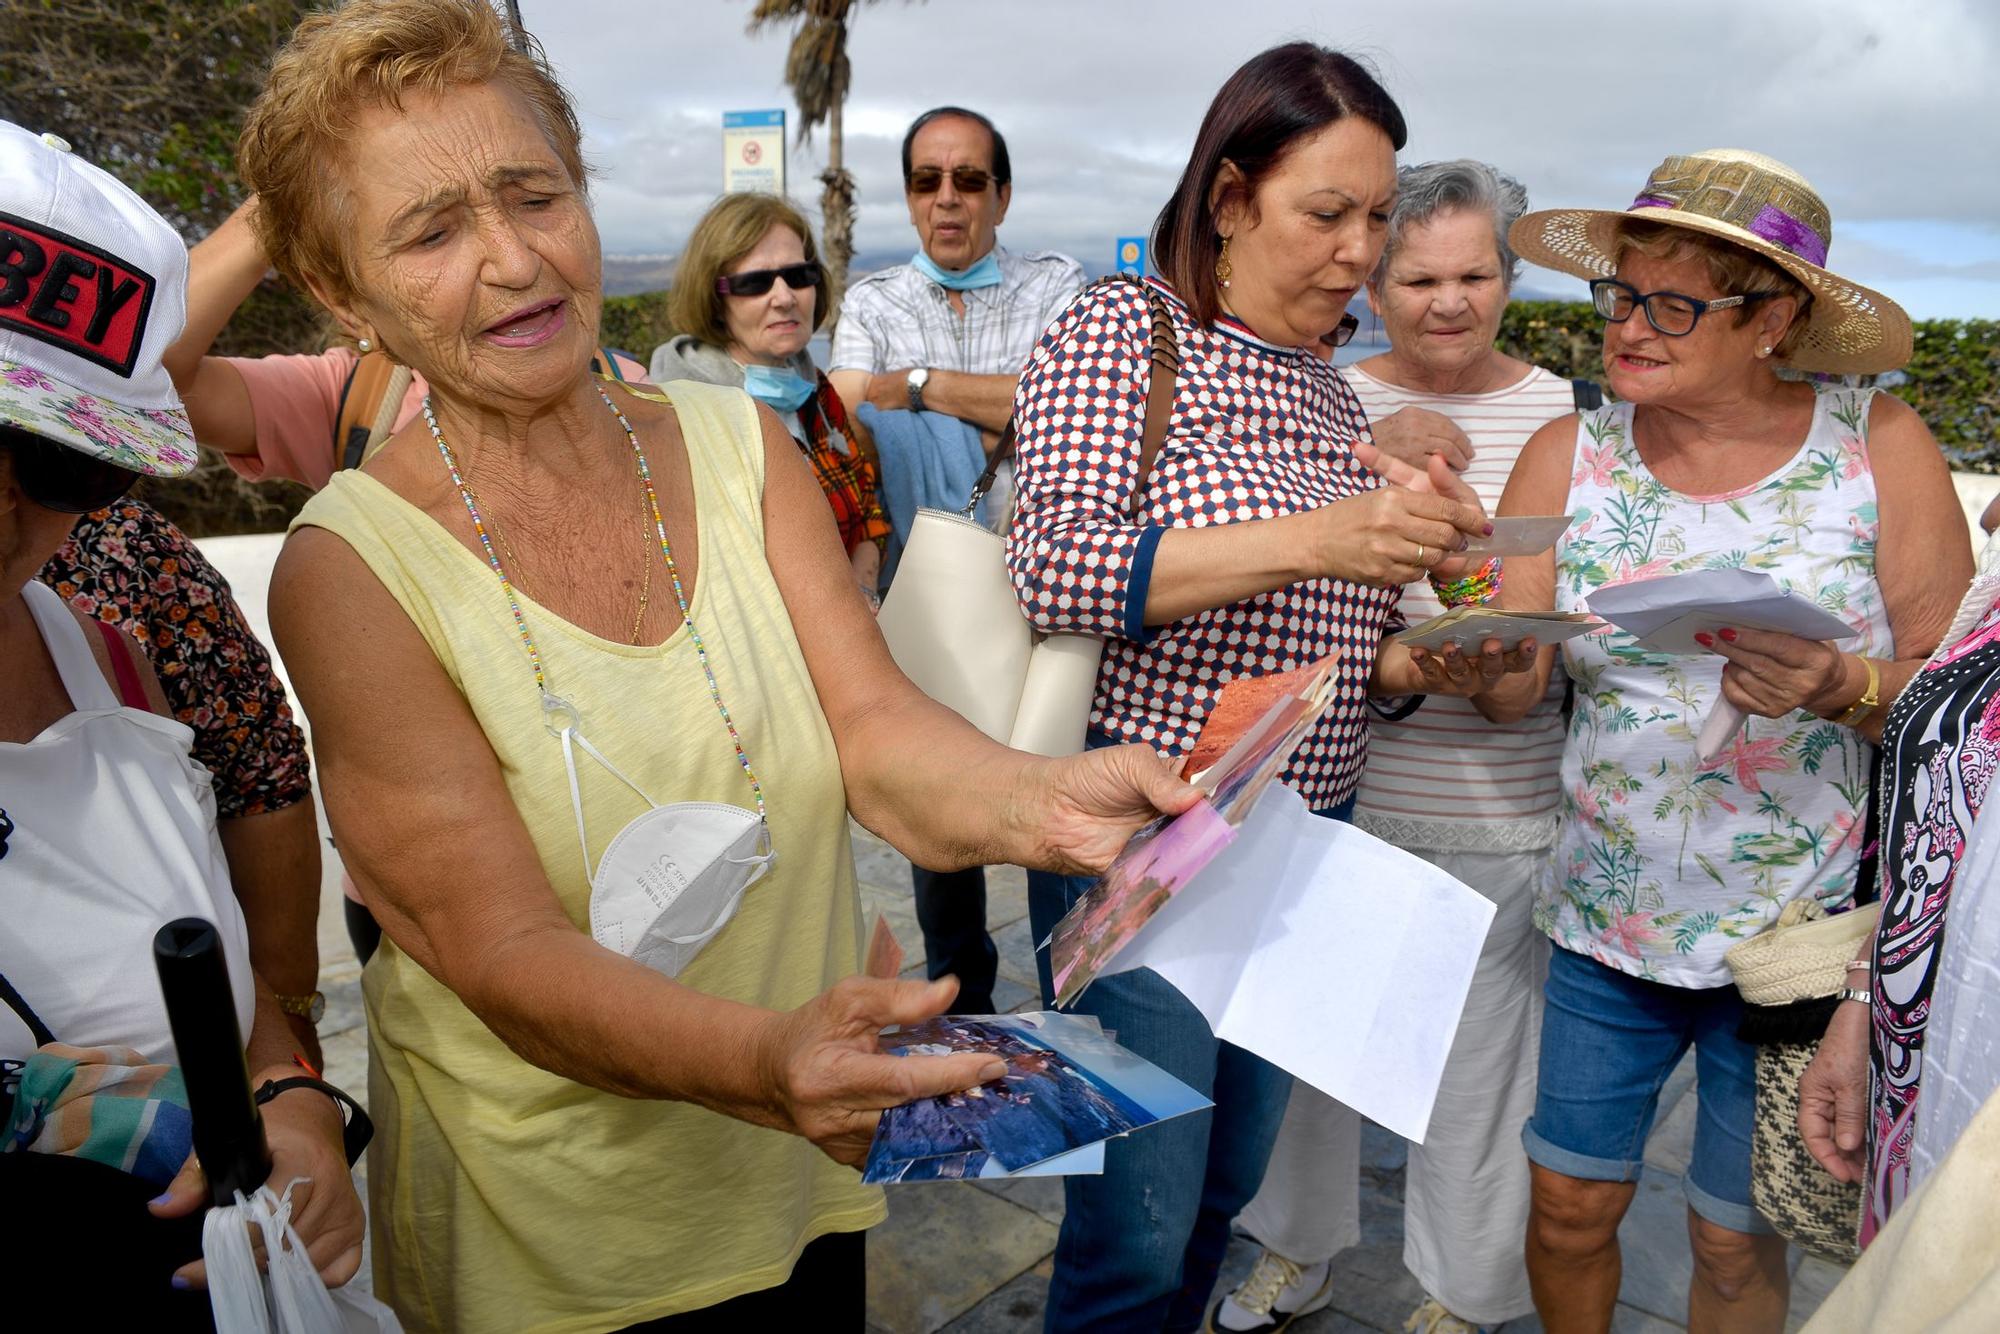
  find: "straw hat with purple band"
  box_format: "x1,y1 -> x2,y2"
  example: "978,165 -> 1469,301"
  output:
1510,148 -> 1913,376
0,119 -> 197,477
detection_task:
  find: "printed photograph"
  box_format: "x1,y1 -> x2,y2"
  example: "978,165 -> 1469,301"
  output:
864,1013 -> 1208,1178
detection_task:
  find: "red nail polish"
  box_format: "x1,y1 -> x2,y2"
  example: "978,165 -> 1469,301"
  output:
1483,524 -> 1495,536
1719,628 -> 1738,642
1695,632 -> 1714,647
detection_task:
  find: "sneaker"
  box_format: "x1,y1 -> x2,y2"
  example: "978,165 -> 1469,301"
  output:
1207,1249 -> 1333,1333
1402,1295 -> 1494,1334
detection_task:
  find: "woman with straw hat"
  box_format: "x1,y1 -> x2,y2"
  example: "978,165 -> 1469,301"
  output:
1468,148 -> 1972,1331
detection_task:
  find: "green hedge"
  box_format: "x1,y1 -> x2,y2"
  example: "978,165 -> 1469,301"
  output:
599,291 -> 676,363
1496,301 -> 2000,472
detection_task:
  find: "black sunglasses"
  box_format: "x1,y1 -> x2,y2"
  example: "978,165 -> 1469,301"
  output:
715,262 -> 823,298
1324,313 -> 1360,350
0,428 -> 138,514
1589,278 -> 1777,337
906,166 -> 993,196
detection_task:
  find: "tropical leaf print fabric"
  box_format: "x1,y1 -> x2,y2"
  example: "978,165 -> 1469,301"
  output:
1545,389 -> 1893,986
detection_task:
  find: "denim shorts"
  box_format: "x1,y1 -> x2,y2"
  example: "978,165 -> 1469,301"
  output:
1521,943 -> 1773,1235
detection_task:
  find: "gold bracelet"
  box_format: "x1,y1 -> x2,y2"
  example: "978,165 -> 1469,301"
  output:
1835,656 -> 1882,728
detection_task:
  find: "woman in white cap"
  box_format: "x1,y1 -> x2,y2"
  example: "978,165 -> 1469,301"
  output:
0,121 -> 363,1298
1471,149 -> 1971,1330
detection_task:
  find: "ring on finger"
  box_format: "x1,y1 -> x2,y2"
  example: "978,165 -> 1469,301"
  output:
1414,542 -> 1427,567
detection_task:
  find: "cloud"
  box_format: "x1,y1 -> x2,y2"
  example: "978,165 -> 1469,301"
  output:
527,0 -> 2000,316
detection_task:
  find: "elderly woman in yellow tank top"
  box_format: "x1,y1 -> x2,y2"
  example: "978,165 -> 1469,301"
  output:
243,4 -> 1193,1329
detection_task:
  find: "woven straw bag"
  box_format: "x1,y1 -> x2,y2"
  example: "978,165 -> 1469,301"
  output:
1725,899 -> 1879,1263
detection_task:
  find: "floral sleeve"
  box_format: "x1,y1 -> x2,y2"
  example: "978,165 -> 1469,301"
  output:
38,501 -> 312,819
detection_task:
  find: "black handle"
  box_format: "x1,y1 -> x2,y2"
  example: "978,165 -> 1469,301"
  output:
154,918 -> 270,1206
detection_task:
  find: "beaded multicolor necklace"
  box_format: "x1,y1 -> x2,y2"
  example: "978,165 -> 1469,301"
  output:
423,385 -> 767,825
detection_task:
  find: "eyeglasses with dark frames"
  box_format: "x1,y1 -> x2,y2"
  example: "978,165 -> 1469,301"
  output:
0,429 -> 139,514
905,166 -> 993,196
1589,278 -> 1778,337
1322,313 -> 1360,350
715,262 -> 824,298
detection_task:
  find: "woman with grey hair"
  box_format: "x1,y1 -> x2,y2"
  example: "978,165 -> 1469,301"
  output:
1215,159 -> 1579,1334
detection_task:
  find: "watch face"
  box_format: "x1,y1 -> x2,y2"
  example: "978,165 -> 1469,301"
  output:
309,991 -> 327,1024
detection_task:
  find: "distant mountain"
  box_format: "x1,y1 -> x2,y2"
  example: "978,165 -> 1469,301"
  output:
603,253 -> 678,297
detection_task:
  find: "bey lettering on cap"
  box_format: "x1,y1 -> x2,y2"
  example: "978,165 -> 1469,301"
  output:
0,120 -> 197,478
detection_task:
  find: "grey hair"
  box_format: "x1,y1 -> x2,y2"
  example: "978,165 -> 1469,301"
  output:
1372,159 -> 1531,289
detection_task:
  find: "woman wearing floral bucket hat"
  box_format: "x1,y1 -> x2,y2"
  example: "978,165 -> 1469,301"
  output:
0,119 -> 364,1303
1468,148 -> 1972,1332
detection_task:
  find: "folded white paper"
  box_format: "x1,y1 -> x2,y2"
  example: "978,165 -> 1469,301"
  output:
1098,784 -> 1495,1143
1586,568 -> 1854,651
1586,569 -> 1855,760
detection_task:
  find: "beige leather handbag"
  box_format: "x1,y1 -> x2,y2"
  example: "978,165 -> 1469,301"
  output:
877,276 -> 1178,757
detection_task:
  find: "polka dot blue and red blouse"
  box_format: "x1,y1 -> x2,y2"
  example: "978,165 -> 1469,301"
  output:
1005,277 -> 1399,810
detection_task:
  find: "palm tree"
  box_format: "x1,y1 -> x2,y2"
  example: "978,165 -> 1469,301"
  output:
747,0 -> 894,318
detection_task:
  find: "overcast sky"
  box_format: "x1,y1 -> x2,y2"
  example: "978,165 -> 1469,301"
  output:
525,0 -> 1999,318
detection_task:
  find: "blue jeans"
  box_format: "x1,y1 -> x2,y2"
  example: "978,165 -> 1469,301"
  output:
913,863 -> 997,1014
1523,944 -> 1771,1235
1027,790 -> 1354,1333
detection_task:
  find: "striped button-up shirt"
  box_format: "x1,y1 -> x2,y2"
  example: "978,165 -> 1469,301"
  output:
829,244 -> 1087,379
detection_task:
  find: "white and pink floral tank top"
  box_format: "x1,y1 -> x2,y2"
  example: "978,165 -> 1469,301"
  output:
1545,388 -> 1894,988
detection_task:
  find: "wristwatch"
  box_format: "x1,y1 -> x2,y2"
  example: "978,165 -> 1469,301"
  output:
1836,656 -> 1882,728
274,990 -> 327,1024
906,367 -> 931,413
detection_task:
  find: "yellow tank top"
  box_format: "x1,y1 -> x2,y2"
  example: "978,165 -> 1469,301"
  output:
295,380 -> 882,1331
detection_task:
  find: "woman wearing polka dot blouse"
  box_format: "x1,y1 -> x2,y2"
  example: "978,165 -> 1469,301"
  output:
1004,45 -> 1536,1333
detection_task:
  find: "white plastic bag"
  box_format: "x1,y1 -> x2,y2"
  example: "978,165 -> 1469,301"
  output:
203,1179 -> 401,1333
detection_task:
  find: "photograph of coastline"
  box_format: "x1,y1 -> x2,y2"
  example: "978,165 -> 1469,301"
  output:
863,1012 -> 1208,1183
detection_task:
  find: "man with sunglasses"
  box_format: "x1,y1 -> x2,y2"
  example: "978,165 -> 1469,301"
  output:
829,106 -> 1085,1016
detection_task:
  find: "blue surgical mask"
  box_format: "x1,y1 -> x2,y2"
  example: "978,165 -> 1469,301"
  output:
741,363 -> 817,413
912,248 -> 1002,291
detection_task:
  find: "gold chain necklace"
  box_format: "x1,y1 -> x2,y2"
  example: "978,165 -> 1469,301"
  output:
457,468 -> 658,647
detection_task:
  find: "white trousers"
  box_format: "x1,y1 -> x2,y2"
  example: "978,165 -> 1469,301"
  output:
1235,844 -> 1548,1326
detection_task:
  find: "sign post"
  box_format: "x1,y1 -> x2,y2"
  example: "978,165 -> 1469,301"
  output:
723,109 -> 787,196
1115,235 -> 1147,276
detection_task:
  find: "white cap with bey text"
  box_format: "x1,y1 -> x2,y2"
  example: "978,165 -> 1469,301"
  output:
0,120 -> 196,477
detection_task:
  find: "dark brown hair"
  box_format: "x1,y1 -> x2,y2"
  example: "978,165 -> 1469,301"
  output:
1153,44 -> 1406,327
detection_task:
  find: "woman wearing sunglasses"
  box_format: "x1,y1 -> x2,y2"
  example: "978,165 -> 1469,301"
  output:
650,193 -> 889,605
0,120 -> 363,1302
1471,149 -> 1970,1332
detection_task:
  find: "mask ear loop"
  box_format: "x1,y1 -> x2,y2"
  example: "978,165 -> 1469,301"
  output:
547,693 -> 661,886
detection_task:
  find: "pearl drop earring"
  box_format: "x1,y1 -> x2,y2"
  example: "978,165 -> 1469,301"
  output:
358,337 -> 373,353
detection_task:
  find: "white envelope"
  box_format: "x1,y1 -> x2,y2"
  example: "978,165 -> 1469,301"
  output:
1096,784 -> 1495,1143
1588,568 -> 1854,652
1461,513 -> 1574,557
1635,601 -> 1855,656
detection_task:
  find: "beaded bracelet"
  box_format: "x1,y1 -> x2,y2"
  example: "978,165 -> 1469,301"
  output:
1429,555 -> 1503,608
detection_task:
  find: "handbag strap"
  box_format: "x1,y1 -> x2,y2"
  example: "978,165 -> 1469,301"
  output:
964,273 -> 1180,521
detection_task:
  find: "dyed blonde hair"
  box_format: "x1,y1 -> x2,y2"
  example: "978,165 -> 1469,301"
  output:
1614,219 -> 1813,357
669,194 -> 825,347
238,0 -> 587,303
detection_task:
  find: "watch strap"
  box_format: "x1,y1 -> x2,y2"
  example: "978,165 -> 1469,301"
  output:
256,1076 -> 374,1167
905,369 -> 928,413
1836,656 -> 1882,728
1839,986 -> 1873,1007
